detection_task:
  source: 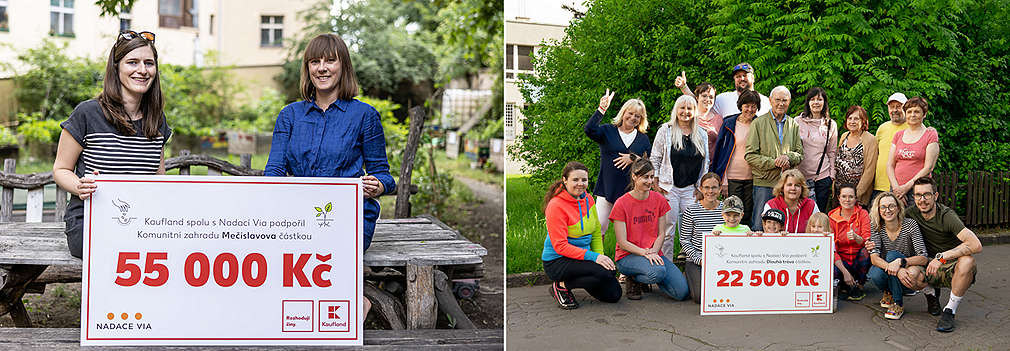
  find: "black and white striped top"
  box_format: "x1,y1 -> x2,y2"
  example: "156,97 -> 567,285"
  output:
61,100 -> 171,221
680,201 -> 724,265
869,217 -> 927,258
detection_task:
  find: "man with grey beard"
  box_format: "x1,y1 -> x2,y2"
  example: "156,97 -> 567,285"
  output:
872,93 -> 909,203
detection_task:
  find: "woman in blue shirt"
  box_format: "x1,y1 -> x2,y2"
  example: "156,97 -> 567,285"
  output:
265,33 -> 396,320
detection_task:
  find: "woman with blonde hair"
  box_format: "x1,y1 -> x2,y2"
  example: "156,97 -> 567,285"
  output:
650,95 -> 709,262
585,89 -> 652,235
866,192 -> 928,320
762,169 -> 820,233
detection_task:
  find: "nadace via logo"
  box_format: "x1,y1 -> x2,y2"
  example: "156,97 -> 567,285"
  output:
111,198 -> 137,225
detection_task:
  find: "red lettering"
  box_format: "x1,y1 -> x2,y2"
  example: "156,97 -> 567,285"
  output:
213,253 -> 239,287
283,253 -> 311,287
242,253 -> 267,287
114,252 -> 142,286
142,252 -> 169,287
185,253 -> 210,287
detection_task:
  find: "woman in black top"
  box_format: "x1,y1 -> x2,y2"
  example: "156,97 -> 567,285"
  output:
584,89 -> 652,235
53,31 -> 171,258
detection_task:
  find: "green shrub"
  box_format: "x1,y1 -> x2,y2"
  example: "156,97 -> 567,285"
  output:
6,40 -> 102,120
0,127 -> 18,147
16,112 -> 61,144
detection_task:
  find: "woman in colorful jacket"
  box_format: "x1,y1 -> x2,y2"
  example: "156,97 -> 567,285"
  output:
762,169 -> 820,233
828,183 -> 872,300
542,161 -> 621,309
650,95 -> 709,262
585,89 -> 652,236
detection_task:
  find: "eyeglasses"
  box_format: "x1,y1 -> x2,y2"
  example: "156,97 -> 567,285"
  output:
880,204 -> 898,212
120,30 -> 155,43
912,193 -> 935,200
701,186 -> 720,191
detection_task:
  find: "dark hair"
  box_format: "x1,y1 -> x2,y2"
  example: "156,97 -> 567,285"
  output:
913,176 -> 938,193
300,34 -> 358,101
97,35 -> 164,138
904,97 -> 929,115
802,87 -> 829,119
624,155 -> 654,192
696,172 -> 722,200
693,83 -> 715,98
543,161 -> 590,213
844,105 -> 869,132
835,182 -> 857,197
737,89 -> 761,111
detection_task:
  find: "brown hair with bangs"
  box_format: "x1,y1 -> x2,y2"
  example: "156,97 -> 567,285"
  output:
300,34 -> 358,101
97,36 -> 164,139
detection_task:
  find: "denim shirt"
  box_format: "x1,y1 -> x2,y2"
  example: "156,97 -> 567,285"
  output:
264,99 -> 395,192
264,98 -> 396,251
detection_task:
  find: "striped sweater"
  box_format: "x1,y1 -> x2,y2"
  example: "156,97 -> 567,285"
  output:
680,201 -> 724,265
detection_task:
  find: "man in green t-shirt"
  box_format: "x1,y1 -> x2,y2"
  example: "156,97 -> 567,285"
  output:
902,177 -> 982,332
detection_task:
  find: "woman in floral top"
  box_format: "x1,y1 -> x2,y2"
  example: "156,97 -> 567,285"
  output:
835,105 -> 877,206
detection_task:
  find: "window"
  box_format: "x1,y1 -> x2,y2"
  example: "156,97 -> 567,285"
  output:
505,44 -> 533,80
0,0 -> 8,31
260,16 -> 283,47
209,14 -> 214,35
160,0 -> 196,28
119,5 -> 131,31
50,0 -> 74,36
504,103 -> 516,140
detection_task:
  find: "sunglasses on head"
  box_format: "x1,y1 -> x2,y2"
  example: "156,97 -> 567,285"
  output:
120,30 -> 156,43
733,63 -> 751,72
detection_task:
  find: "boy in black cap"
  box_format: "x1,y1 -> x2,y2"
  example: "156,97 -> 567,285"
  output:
754,208 -> 788,236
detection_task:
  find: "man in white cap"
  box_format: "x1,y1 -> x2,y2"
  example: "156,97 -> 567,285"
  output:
872,92 -> 909,202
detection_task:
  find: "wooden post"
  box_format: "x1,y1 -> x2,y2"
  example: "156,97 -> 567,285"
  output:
405,262 -> 436,329
395,106 -> 426,218
55,188 -> 67,223
240,154 -> 252,169
1,159 -> 14,223
433,269 -> 476,329
178,150 -> 191,175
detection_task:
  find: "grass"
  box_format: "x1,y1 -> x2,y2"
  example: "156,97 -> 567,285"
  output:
506,175 -> 683,274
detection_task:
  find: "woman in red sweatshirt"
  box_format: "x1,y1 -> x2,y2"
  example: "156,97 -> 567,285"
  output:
762,169 -> 820,233
541,161 -> 621,309
828,183 -> 872,300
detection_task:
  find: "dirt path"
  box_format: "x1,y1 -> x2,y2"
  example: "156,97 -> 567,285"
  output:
449,176 -> 504,328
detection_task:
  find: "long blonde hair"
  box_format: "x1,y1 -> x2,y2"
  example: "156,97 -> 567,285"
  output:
610,99 -> 648,133
668,95 -> 706,156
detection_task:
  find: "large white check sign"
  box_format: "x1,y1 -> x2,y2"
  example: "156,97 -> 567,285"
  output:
701,234 -> 834,315
81,175 -> 363,346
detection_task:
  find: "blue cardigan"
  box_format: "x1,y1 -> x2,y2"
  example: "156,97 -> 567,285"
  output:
584,110 -> 652,203
710,113 -> 741,179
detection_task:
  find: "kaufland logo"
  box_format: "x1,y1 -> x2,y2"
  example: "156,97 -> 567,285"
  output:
319,300 -> 350,332
326,305 -> 341,320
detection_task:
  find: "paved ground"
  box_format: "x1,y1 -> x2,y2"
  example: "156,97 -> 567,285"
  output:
506,244 -> 1010,350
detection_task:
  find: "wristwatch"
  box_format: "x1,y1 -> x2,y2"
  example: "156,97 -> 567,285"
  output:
935,252 -> 948,264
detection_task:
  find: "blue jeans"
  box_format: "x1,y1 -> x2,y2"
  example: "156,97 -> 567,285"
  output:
867,251 -> 915,306
752,185 -> 774,230
834,249 -> 871,289
616,255 -> 690,301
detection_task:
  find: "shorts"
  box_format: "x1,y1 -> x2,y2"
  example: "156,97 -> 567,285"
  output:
926,257 -> 977,288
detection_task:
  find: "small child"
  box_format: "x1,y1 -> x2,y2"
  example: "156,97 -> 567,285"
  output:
806,212 -> 832,236
711,196 -> 750,235
752,208 -> 787,236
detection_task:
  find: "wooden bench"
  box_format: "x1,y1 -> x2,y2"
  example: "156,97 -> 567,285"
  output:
0,328 -> 503,349
0,155 -> 489,333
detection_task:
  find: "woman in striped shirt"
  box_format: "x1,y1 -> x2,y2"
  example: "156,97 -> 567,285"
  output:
866,192 -> 928,320
679,172 -> 724,303
54,31 -> 170,259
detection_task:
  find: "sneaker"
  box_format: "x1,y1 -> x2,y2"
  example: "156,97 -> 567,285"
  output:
550,282 -> 578,309
937,308 -> 956,332
880,292 -> 894,308
904,290 -> 918,296
640,282 -> 653,293
884,304 -> 904,320
925,288 -> 942,316
625,278 -> 642,300
846,285 -> 865,301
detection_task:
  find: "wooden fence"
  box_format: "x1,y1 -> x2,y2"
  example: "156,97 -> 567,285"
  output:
934,171 -> 1010,227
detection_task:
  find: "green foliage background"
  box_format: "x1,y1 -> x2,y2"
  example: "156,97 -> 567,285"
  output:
512,0 -> 1010,188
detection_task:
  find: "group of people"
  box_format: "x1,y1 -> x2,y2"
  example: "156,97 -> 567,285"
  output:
541,62 -> 980,333
53,32 -> 392,322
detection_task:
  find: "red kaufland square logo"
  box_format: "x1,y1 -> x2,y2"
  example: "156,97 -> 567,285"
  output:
319,300 -> 351,332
